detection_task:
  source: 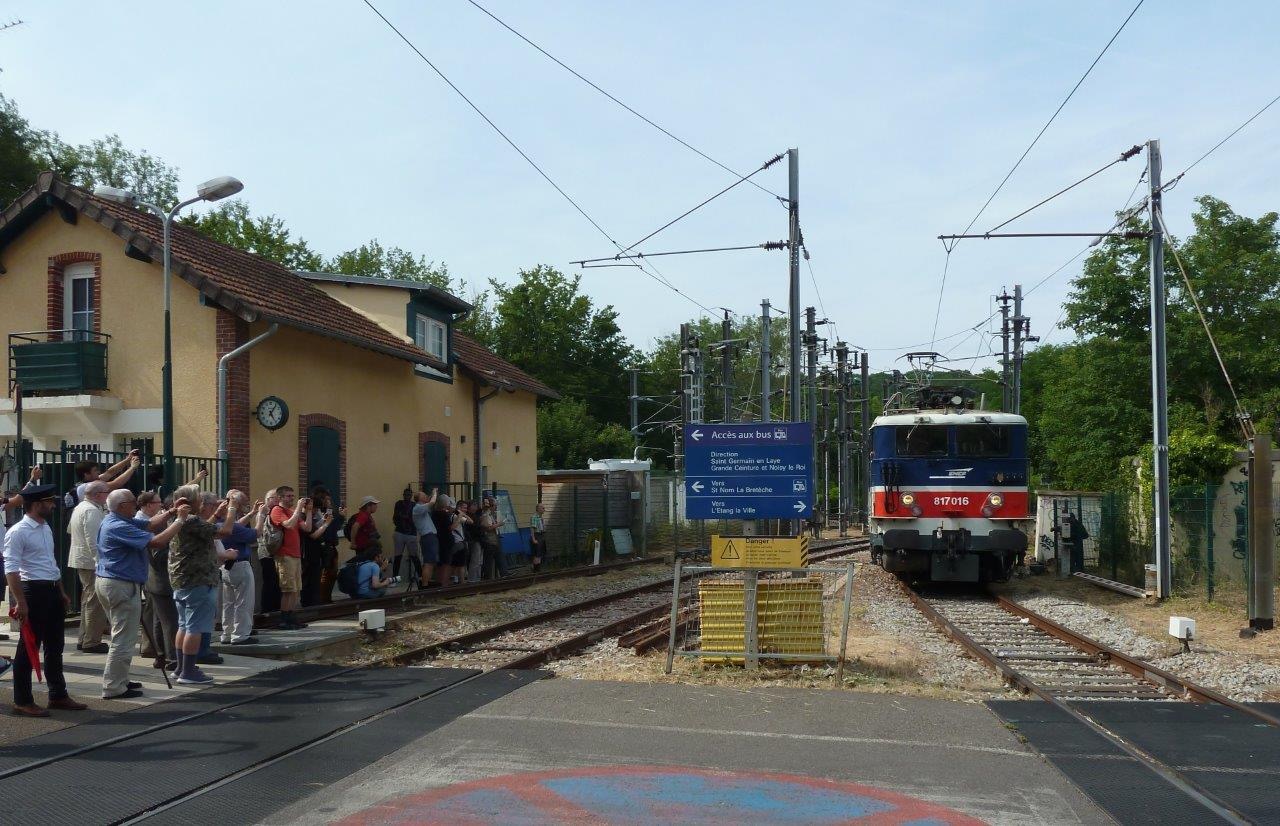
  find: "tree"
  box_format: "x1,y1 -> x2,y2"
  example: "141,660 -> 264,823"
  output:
536,398 -> 633,469
1022,195 -> 1280,490
0,94 -> 42,206
181,200 -> 325,271
329,239 -> 450,288
488,266 -> 639,424
51,134 -> 179,206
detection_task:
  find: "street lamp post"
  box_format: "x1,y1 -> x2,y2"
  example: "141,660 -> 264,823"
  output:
94,176 -> 243,493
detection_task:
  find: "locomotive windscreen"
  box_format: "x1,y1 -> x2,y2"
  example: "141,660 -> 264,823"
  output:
956,425 -> 1011,457
895,425 -> 948,457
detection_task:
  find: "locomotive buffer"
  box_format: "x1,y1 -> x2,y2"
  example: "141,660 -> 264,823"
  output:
683,423 -> 814,520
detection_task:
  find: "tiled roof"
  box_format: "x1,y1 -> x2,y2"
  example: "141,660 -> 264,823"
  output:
0,173 -> 446,369
452,332 -> 559,399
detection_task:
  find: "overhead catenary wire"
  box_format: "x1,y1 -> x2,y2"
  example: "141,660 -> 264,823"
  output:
361,0 -> 718,316
462,0 -> 786,203
981,145 -> 1143,237
623,153 -> 785,252
927,0 -> 1145,348
574,241 -> 787,266
1161,90 -> 1280,193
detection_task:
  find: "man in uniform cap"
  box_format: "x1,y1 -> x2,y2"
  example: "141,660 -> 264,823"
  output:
3,484 -> 88,717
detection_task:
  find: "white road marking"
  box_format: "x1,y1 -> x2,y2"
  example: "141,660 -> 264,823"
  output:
465,712 -> 1035,758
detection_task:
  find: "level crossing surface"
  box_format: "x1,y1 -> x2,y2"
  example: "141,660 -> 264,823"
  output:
3,667 -> 1276,824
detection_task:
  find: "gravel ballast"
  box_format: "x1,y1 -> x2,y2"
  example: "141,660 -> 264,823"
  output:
1012,593 -> 1280,702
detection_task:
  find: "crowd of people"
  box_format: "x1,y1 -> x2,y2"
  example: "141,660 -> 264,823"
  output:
2,459 -> 548,718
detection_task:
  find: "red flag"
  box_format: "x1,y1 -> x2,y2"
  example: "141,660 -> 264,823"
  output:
8,606 -> 42,683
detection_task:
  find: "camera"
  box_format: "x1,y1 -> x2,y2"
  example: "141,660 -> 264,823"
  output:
389,576 -> 402,585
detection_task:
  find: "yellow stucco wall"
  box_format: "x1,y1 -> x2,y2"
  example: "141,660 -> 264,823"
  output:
310,282 -> 409,336
244,323 -> 537,513
0,210 -> 217,454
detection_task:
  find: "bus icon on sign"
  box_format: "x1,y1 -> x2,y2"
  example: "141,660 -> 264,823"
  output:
792,479 -> 807,493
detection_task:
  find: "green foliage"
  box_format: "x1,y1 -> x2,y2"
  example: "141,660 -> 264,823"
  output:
1025,196 -> 1278,491
1161,428 -> 1239,489
488,266 -> 639,425
329,239 -> 450,289
181,201 -> 324,271
0,95 -> 42,206
536,398 -> 634,469
54,134 -> 179,206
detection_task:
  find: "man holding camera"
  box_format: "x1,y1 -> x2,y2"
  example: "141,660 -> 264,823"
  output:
270,486 -> 309,630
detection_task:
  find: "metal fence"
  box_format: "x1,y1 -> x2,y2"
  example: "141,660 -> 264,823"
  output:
1076,484 -> 1254,608
665,561 -> 856,679
1,439 -> 224,606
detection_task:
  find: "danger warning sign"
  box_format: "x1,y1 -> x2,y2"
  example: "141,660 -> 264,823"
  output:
710,535 -> 809,569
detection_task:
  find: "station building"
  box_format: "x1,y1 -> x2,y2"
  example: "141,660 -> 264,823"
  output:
0,172 -> 555,509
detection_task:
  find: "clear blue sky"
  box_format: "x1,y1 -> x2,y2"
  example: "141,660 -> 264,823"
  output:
2,1 -> 1276,371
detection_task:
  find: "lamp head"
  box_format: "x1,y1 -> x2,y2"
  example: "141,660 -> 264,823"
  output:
196,175 -> 243,202
93,185 -> 137,205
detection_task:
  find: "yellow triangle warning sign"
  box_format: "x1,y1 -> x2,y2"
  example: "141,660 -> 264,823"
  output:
721,539 -> 741,560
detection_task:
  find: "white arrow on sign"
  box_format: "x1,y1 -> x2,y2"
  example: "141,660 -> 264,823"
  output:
793,501 -> 807,513
691,429 -> 704,441
690,481 -> 705,493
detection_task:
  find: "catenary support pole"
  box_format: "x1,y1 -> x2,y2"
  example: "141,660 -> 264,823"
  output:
1012,284 -> 1024,415
1147,139 -> 1173,600
860,353 -> 870,528
760,300 -> 773,423
721,309 -> 733,423
629,369 -> 638,437
998,289 -> 1011,411
835,343 -> 849,536
781,147 -> 803,535
805,306 -> 818,428
1249,433 -> 1274,629
787,148 -> 801,425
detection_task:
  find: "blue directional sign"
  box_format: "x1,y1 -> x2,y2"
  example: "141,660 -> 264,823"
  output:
683,422 -> 813,519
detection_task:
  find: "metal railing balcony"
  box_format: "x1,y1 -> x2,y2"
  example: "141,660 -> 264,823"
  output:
8,329 -> 110,394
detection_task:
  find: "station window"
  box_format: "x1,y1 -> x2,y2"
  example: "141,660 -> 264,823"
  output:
414,314 -> 448,361
956,425 -> 1010,458
895,425 -> 948,457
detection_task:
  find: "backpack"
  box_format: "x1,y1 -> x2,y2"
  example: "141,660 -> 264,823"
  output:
261,516 -> 283,556
343,514 -> 358,542
337,559 -> 361,598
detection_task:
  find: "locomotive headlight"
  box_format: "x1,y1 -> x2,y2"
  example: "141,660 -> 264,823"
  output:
988,493 -> 1004,508
900,493 -> 915,506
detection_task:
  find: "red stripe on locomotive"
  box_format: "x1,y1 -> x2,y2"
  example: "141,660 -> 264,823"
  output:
872,489 -> 1030,519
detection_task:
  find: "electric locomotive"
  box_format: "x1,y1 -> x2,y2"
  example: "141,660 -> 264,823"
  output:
868,387 -> 1030,583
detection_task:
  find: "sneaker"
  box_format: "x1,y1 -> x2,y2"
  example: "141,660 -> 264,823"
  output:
77,643 -> 109,654
103,687 -> 145,700
177,667 -> 214,686
219,637 -> 231,645
229,638 -> 255,646
248,630 -> 259,637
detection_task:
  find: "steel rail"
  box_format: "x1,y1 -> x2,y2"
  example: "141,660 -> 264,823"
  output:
995,595 -> 1280,727
255,555 -> 660,628
901,581 -> 1257,825
384,575 -> 684,667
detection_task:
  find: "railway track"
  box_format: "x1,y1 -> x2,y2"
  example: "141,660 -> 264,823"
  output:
900,579 -> 1276,826
254,554 -> 661,628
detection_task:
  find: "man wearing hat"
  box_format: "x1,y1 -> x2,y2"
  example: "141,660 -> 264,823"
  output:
349,496 -> 381,558
3,484 -> 88,717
